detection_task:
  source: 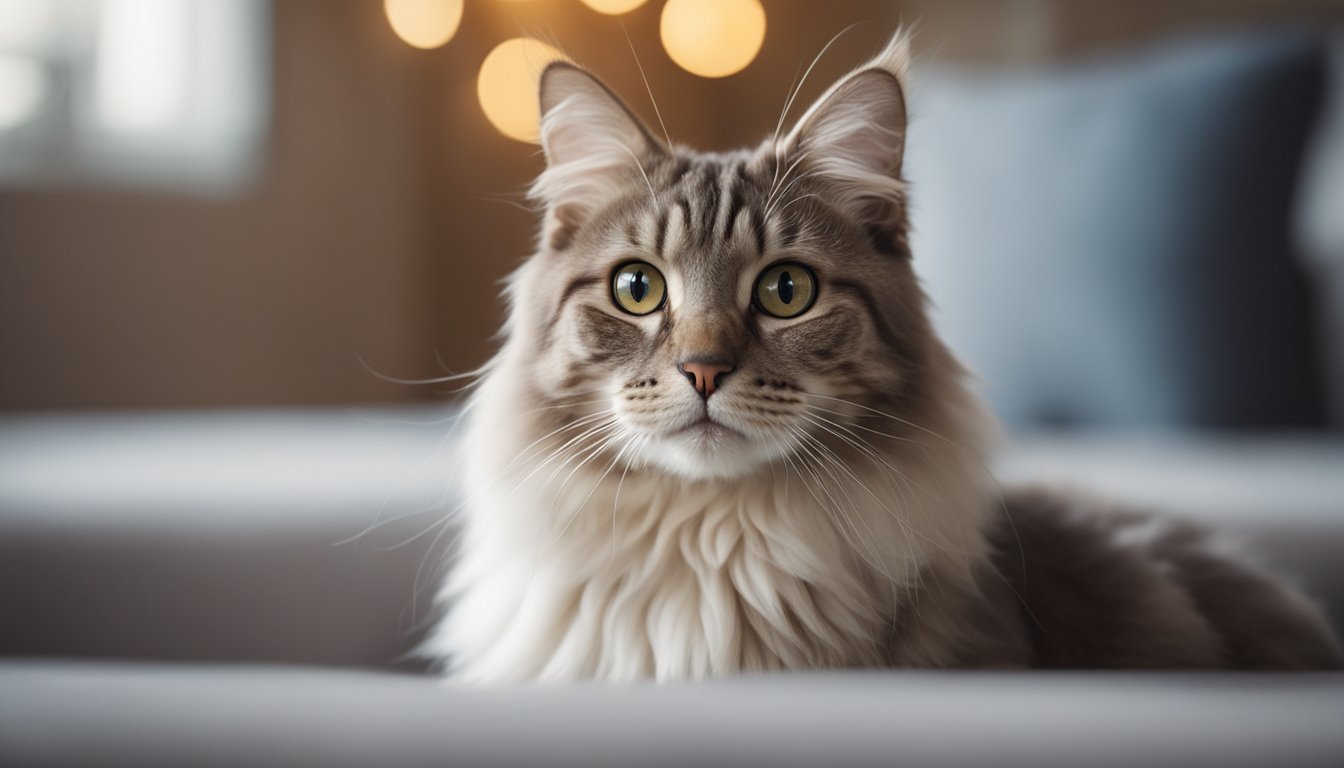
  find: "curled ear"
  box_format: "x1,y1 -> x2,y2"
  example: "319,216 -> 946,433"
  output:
779,33 -> 910,250
531,62 -> 666,248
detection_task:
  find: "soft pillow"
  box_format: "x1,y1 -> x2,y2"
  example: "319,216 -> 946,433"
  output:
906,29 -> 1326,429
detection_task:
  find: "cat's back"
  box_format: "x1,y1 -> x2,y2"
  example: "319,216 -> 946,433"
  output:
983,487 -> 1344,670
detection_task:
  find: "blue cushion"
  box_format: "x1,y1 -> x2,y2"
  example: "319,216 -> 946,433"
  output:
906,29 -> 1326,429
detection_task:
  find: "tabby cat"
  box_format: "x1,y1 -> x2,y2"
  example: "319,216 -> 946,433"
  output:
421,33 -> 1342,682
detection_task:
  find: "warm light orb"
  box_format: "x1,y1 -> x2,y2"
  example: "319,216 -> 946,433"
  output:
477,38 -> 565,143
660,0 -> 765,78
580,0 -> 649,14
384,0 -> 463,50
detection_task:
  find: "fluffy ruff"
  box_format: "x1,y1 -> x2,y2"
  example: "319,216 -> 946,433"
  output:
421,355 -> 999,683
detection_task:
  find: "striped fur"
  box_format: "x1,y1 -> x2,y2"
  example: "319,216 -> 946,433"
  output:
421,32 -> 1343,682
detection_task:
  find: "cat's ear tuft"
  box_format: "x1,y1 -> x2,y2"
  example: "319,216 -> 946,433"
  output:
779,32 -> 911,251
531,62 -> 666,245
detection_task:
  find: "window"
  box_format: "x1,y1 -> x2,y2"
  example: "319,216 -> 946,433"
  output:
0,0 -> 269,193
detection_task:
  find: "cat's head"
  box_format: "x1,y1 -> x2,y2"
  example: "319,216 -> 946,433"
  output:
496,33 -> 959,481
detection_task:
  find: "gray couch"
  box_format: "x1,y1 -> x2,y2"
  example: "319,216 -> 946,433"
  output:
2,408 -> 1342,767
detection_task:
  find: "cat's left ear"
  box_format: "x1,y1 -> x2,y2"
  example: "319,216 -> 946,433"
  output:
779,32 -> 910,250
531,62 -> 667,247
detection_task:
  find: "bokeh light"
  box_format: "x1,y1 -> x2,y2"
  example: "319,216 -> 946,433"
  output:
660,0 -> 765,78
477,38 -> 565,143
580,0 -> 649,14
384,0 -> 463,50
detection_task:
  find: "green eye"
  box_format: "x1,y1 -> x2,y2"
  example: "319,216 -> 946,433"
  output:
611,261 -> 667,316
754,262 -> 817,318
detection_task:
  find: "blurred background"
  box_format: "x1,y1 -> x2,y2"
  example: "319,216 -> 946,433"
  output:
1,0 -> 1341,429
4,0 -> 1344,706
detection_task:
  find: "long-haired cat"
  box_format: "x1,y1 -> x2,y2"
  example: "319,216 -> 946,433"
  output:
421,33 -> 1342,682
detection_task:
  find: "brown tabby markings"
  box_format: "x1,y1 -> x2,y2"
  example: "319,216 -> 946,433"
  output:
425,34 -> 1343,682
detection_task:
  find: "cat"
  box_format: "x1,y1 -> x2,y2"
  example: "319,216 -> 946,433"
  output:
420,32 -> 1343,682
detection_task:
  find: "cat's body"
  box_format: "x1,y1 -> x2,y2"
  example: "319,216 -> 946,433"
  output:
420,34 -> 1342,682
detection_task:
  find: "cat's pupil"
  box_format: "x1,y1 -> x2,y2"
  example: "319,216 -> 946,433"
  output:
777,271 -> 794,304
630,271 -> 648,303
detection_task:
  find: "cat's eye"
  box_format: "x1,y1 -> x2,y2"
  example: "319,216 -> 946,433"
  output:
753,262 -> 817,319
611,261 -> 667,316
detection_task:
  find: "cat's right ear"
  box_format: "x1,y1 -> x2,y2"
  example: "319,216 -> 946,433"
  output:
531,62 -> 667,247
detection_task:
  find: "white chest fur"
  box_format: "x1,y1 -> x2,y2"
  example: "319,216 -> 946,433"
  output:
423,411 -> 990,683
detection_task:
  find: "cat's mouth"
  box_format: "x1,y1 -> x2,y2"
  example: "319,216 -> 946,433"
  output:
673,415 -> 741,439
639,411 -> 778,479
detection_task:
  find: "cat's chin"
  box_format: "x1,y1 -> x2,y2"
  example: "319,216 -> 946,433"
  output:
640,425 -> 775,481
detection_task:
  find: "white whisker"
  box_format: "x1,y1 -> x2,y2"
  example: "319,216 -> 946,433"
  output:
620,144 -> 659,210
772,23 -> 863,149
355,349 -> 488,387
621,21 -> 672,149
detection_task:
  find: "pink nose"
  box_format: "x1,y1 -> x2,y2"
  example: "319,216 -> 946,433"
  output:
678,360 -> 735,398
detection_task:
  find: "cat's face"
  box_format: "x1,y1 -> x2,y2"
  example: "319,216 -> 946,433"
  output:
505,41 -> 937,480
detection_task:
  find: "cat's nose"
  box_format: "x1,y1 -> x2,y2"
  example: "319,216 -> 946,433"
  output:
677,359 -> 735,399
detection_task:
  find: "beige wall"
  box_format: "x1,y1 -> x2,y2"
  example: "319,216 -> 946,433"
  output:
0,1 -> 440,408
1,0 -> 1337,410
